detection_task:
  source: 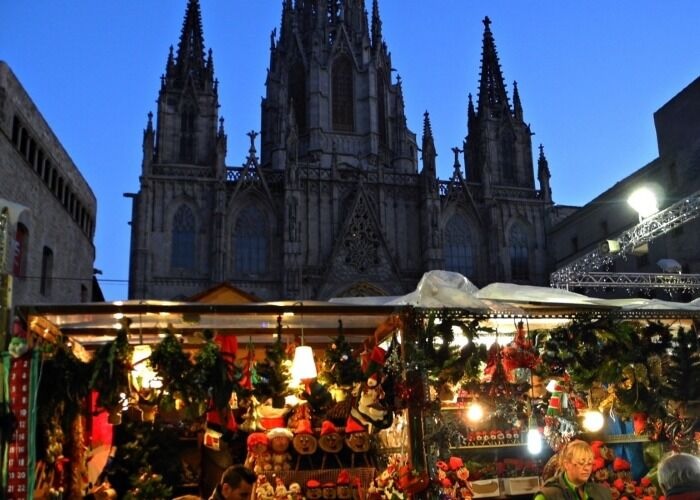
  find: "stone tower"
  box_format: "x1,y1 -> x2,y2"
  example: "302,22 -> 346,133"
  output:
127,2 -> 553,300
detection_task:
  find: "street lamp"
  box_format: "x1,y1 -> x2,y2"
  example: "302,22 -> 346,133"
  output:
627,187 -> 659,220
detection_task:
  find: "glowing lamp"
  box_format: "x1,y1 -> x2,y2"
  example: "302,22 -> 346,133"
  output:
526,427 -> 542,454
582,409 -> 605,432
291,345 -> 317,381
466,402 -> 484,423
627,187 -> 658,219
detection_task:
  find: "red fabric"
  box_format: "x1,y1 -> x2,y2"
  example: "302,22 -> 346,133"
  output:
246,432 -> 269,449
344,416 -> 366,434
321,420 -> 339,435
294,419 -> 313,435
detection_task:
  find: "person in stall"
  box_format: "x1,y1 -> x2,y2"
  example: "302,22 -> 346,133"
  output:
535,440 -> 612,500
657,452 -> 700,500
208,464 -> 256,500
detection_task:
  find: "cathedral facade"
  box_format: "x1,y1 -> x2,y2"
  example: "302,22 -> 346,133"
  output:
127,0 -> 553,301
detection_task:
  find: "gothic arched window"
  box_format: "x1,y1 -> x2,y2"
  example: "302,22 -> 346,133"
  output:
332,56 -> 354,132
289,63 -> 307,132
233,206 -> 268,275
444,215 -> 475,278
179,102 -> 196,162
509,223 -> 529,281
171,205 -> 196,270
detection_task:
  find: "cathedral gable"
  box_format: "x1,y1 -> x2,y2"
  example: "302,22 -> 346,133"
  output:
329,24 -> 360,69
319,184 -> 401,295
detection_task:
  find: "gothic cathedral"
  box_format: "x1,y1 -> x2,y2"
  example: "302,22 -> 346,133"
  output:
127,0 -> 553,301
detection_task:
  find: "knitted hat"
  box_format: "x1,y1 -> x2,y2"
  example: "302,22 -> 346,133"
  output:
267,427 -> 293,440
294,419 -> 314,435
344,416 -> 366,434
320,420 -> 339,436
246,432 -> 269,449
613,457 -> 631,472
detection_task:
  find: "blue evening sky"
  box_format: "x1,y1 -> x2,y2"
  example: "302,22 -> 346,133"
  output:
2,1 -> 699,300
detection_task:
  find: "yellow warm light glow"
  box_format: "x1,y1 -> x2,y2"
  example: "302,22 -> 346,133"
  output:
291,345 -> 317,380
527,428 -> 542,454
466,402 -> 484,422
582,409 -> 605,432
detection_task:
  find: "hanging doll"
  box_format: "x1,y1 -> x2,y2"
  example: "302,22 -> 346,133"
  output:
355,373 -> 387,425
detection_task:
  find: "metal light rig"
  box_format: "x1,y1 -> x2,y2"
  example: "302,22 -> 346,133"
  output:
550,190 -> 700,292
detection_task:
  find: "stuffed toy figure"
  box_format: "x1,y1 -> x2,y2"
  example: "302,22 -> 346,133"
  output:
319,420 -> 343,469
292,419 -> 317,470
268,427 -> 293,472
245,432 -> 272,474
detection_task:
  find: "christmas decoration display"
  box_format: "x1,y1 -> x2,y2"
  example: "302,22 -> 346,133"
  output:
253,317 -> 292,408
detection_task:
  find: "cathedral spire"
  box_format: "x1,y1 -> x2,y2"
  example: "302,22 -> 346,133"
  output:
512,80 -> 523,120
477,16 -> 510,116
537,144 -> 552,203
421,111 -> 437,174
174,0 -> 208,84
371,0 -> 383,50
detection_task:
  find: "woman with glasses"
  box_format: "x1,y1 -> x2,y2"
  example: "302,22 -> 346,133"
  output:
534,440 -> 612,499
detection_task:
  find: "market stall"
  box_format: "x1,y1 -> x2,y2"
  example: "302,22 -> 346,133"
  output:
2,272 -> 699,499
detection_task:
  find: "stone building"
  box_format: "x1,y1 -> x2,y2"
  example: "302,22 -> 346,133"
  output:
0,61 -> 98,306
549,76 -> 700,297
127,1 -> 553,301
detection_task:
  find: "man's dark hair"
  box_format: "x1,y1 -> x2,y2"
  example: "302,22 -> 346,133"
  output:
221,465 -> 256,488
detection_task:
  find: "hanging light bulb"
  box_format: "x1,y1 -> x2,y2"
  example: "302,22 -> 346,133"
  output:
466,401 -> 484,423
527,427 -> 542,454
582,409 -> 605,432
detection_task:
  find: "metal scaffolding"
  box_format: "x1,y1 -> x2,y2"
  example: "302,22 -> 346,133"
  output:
551,190 -> 700,290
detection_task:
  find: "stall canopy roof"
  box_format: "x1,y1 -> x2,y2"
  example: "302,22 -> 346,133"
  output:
18,271 -> 700,350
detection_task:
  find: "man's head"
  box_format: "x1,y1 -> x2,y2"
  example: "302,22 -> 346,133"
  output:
219,465 -> 256,500
560,440 -> 594,486
657,452 -> 700,495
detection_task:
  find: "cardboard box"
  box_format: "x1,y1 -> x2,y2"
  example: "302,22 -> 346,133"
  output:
503,476 -> 540,495
470,479 -> 501,498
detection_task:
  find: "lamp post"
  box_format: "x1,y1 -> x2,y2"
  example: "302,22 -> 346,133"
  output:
0,199 -> 29,351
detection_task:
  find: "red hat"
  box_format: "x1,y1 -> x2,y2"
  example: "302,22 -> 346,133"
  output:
246,432 -> 269,449
306,479 -> 321,489
322,482 -> 336,489
321,420 -> 339,436
294,419 -> 313,435
370,346 -> 386,366
337,470 -> 350,485
344,416 -> 366,434
592,457 -> 606,472
268,427 -> 293,440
